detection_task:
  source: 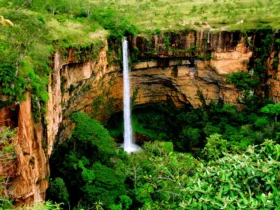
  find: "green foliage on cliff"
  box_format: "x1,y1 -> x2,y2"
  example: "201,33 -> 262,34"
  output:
0,63 -> 26,108
0,6 -> 105,116
227,72 -> 260,91
0,9 -> 51,119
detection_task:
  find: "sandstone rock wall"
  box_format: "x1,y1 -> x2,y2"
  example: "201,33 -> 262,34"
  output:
267,51 -> 280,102
56,31 -> 253,127
0,93 -> 48,206
126,31 -> 253,107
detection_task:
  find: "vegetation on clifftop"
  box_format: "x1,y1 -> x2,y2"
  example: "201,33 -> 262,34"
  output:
0,0 -> 280,112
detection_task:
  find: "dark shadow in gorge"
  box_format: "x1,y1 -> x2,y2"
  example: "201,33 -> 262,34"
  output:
105,100 -> 195,151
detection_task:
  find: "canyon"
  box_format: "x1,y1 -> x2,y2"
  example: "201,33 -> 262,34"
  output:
0,29 -> 280,205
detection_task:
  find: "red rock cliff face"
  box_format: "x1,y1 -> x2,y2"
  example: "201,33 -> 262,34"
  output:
0,92 -> 48,206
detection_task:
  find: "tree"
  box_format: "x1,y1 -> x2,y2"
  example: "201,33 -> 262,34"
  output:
49,112 -> 128,209
125,141 -> 198,209
45,0 -> 70,15
261,103 -> 280,123
48,178 -> 69,206
180,139 -> 280,209
81,1 -> 93,17
261,103 -> 280,138
179,127 -> 201,151
125,140 -> 280,209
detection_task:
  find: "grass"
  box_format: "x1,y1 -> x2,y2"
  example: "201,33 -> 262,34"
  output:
2,0 -> 279,46
47,16 -> 108,48
0,7 -> 108,48
90,0 -> 280,32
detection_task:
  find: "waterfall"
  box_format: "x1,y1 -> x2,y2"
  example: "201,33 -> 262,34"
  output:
122,38 -> 140,153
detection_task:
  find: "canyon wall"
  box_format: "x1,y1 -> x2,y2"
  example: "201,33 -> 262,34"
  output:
0,29 -> 279,205
0,93 -> 48,206
128,31 -> 251,107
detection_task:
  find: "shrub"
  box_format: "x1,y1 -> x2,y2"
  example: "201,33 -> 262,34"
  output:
48,178 -> 69,205
227,72 -> 259,91
182,140 -> 280,209
126,140 -> 280,209
0,63 -> 26,108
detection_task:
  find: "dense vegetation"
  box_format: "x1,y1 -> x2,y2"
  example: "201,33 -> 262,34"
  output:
48,112 -> 126,209
48,110 -> 280,209
108,97 -> 280,152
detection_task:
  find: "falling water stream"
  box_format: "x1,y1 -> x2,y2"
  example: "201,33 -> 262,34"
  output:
122,38 -> 140,153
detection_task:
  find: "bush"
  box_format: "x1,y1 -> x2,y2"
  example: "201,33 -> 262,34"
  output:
179,127 -> 201,151
125,140 -> 280,209
48,178 -> 69,205
0,63 -> 26,108
227,72 -> 259,91
182,140 -> 280,209
17,201 -> 62,210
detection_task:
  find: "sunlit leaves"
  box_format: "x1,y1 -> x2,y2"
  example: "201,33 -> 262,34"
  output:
126,139 -> 280,209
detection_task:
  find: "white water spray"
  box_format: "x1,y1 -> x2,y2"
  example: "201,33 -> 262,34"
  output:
123,38 -> 140,153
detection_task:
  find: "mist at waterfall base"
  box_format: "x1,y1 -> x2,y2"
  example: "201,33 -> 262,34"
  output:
122,38 -> 141,153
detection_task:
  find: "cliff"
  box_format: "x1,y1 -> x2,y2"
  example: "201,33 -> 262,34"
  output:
0,93 -> 48,206
128,31 -> 251,106
0,29 -> 279,205
58,31 -> 253,120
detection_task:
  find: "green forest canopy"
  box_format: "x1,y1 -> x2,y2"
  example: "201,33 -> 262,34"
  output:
48,112 -> 280,209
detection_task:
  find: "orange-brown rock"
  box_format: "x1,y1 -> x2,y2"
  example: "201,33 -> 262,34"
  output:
58,31 -> 252,119
267,51 -> 280,102
0,92 -> 48,206
126,59 -> 240,107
